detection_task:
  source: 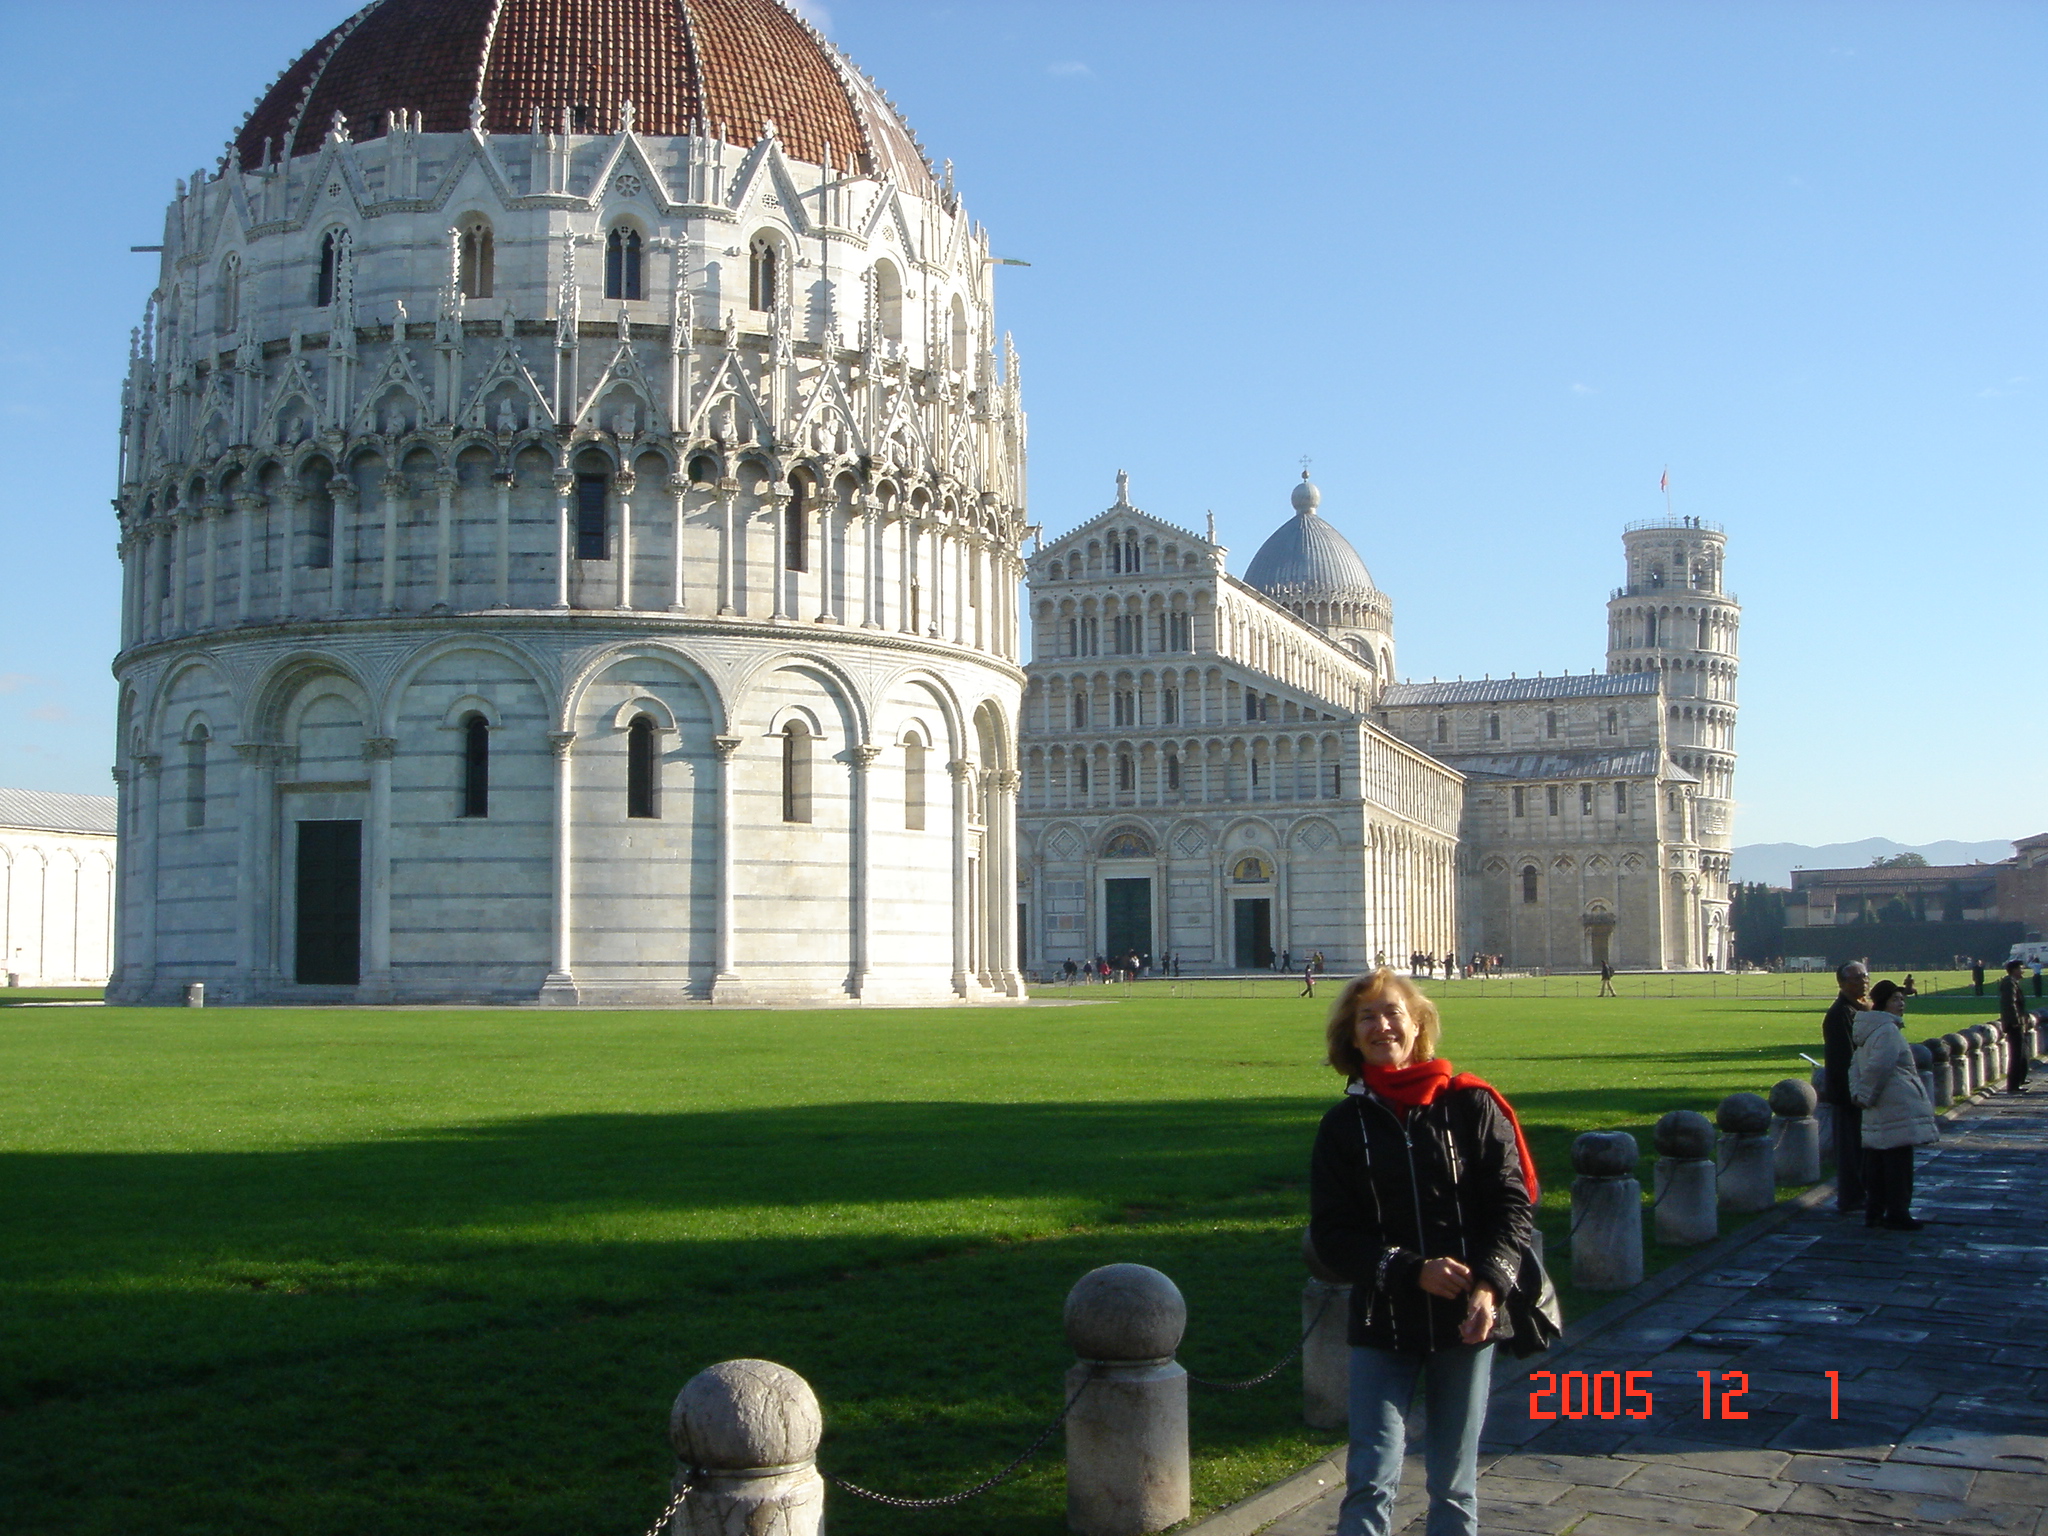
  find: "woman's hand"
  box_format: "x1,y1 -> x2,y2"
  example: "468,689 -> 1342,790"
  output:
1459,1281 -> 1500,1345
1416,1256 -> 1472,1298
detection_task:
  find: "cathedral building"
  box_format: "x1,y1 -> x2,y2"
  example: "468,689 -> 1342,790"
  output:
1019,481 -> 1736,973
110,0 -> 1029,1006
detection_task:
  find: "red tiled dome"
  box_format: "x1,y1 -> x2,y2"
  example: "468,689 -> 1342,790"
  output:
231,0 -> 932,190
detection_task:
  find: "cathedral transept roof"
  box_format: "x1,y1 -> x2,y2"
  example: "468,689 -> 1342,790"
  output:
230,0 -> 932,190
1381,672 -> 1659,707
1242,473 -> 1378,604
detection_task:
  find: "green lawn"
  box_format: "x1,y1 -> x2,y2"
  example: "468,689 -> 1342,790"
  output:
0,973 -> 1998,1535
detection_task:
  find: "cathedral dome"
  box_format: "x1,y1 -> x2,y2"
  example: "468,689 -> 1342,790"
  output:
230,0 -> 932,190
1244,473 -> 1377,602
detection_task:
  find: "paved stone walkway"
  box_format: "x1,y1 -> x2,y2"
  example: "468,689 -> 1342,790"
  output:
1201,1084 -> 2048,1535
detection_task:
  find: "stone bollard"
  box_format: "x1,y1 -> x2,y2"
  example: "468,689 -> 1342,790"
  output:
1959,1029 -> 1982,1095
1769,1079 -> 1821,1185
1652,1110 -> 1717,1246
669,1358 -> 824,1536
1989,1023 -> 2008,1081
1064,1264 -> 1190,1536
1570,1131 -> 1643,1290
1809,1067 -> 1834,1165
1973,1025 -> 1997,1090
1910,1042 -> 1936,1108
1716,1093 -> 1776,1212
1299,1229 -> 1351,1431
184,982 -> 205,1008
1942,1032 -> 1968,1101
1925,1037 -> 1952,1108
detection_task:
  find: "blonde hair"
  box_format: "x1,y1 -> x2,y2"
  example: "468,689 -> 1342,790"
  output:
1325,967 -> 1442,1077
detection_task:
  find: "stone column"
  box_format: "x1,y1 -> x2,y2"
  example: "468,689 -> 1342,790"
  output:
769,489 -> 792,620
108,765 -> 133,993
199,497 -> 224,629
327,478 -> 354,614
277,488 -> 301,618
666,473 -> 689,610
859,500 -> 880,628
379,471 -> 404,612
1652,1110 -> 1717,1245
169,511 -> 191,633
540,729 -> 578,1004
433,471 -> 456,606
233,492 -> 265,624
668,1360 -> 824,1536
1715,1092 -> 1775,1212
949,757 -> 973,996
231,742 -> 282,995
995,767 -> 1025,995
491,469 -> 513,606
359,736 -> 398,1003
1769,1078 -> 1820,1185
849,743 -> 879,998
551,469 -> 575,610
716,480 -> 739,615
1299,1229 -> 1351,1431
815,495 -> 837,623
133,753 -> 162,997
1570,1131 -> 1643,1290
710,733 -> 743,993
614,468 -> 636,609
1064,1264 -> 1190,1536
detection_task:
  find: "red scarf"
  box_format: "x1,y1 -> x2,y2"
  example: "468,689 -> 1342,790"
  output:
1361,1059 -> 1541,1203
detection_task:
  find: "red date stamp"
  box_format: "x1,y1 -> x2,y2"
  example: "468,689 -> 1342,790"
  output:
1528,1370 -> 1843,1420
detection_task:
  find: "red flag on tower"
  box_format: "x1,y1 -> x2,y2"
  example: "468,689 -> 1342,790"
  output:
1659,468 -> 1669,494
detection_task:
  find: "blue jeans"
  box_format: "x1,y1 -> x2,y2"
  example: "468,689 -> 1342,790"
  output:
1338,1344 -> 1494,1536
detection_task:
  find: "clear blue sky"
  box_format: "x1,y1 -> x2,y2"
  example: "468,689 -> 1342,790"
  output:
1,1 -> 2040,847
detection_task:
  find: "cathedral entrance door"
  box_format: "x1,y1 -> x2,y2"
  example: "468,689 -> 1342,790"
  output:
1234,898 -> 1273,971
295,819 -> 362,985
1104,878 -> 1152,965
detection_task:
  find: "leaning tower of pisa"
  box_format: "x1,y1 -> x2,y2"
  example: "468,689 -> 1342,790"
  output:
1605,517 -> 1738,964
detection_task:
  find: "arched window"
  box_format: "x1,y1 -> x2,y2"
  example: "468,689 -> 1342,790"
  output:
1605,708 -> 1618,736
903,734 -> 926,830
781,720 -> 813,823
458,219 -> 494,300
1071,693 -> 1088,729
1487,713 -> 1500,741
304,468 -> 335,569
1165,751 -> 1181,791
605,227 -> 643,301
461,714 -> 490,818
218,253 -> 241,333
316,228 -> 350,308
949,295 -> 969,371
750,236 -> 779,313
627,714 -> 659,819
688,453 -> 719,485
1614,782 -> 1628,814
1116,752 -> 1135,791
1644,612 -> 1658,646
1074,755 -> 1090,792
1436,714 -> 1447,743
873,259 -> 902,341
576,469 -> 608,559
785,475 -> 809,572
1545,710 -> 1558,739
1697,612 -> 1711,649
1521,865 -> 1539,904
184,725 -> 209,828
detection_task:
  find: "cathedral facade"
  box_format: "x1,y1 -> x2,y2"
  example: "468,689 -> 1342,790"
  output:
1019,482 -> 1736,974
110,0 -> 1028,1006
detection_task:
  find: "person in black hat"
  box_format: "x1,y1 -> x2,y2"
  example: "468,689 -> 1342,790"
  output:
1998,959 -> 2032,1093
1821,960 -> 1870,1211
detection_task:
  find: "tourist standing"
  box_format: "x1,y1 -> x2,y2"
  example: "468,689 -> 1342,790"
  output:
1849,979 -> 1938,1230
1998,959 -> 2032,1093
1822,960 -> 1870,1213
1309,969 -> 1538,1536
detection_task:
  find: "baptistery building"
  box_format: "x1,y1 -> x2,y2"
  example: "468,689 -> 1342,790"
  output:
111,0 -> 1028,1005
1019,481 -> 1736,973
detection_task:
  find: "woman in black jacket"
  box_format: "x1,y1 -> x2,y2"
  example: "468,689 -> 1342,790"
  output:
1309,968 -> 1537,1536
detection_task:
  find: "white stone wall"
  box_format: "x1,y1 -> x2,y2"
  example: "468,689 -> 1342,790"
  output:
1,829 -> 115,987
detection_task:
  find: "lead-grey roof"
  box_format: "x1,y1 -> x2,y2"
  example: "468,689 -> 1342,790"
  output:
1381,673 -> 1659,707
1431,748 -> 1694,783
0,788 -> 119,836
1242,484 -> 1376,601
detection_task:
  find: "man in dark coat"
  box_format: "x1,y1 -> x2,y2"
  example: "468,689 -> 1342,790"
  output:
1999,959 -> 2032,1093
1972,960 -> 1986,996
1822,960 -> 1870,1212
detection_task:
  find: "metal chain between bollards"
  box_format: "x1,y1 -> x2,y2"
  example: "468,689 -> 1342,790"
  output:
639,1477 -> 693,1536
823,1371 -> 1096,1510
1185,1285 -> 1334,1392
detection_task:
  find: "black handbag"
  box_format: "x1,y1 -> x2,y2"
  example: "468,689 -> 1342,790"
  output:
1501,1238 -> 1563,1358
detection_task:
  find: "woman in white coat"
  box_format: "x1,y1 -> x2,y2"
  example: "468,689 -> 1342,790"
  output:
1848,978 -> 1939,1230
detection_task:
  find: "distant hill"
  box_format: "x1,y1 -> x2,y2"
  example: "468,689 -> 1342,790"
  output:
1732,838 -> 2017,888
